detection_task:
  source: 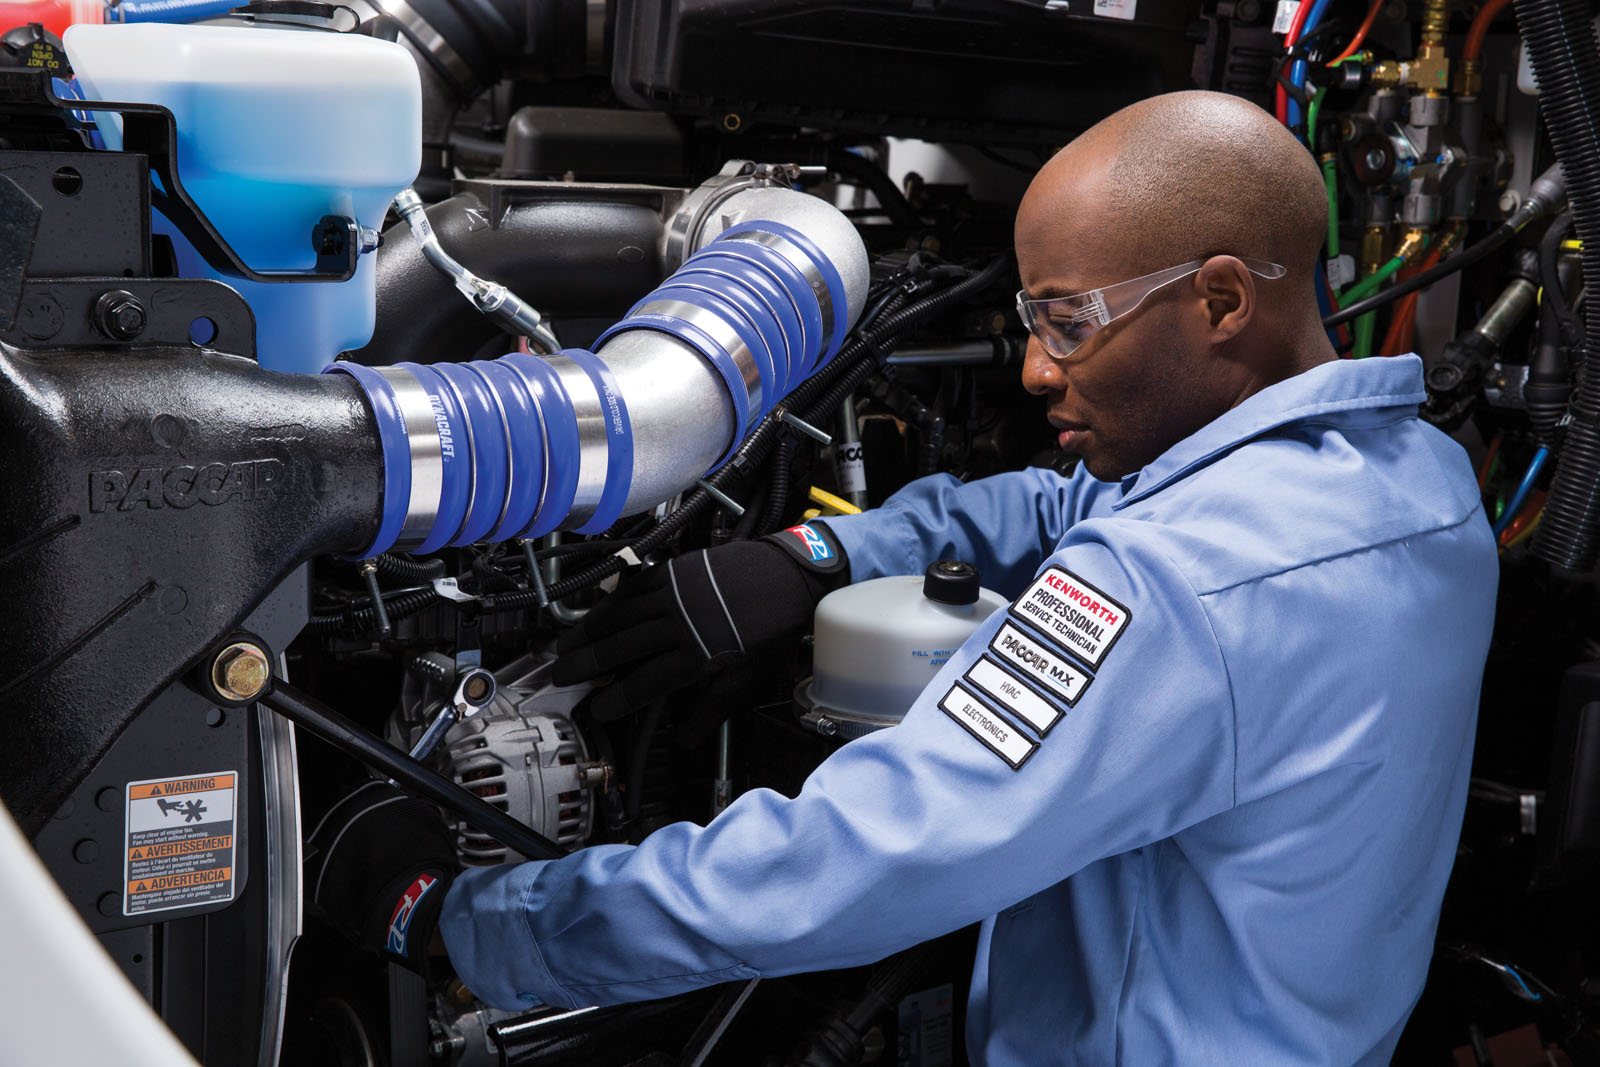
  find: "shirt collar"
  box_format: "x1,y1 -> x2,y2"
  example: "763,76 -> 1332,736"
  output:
1112,355 -> 1428,510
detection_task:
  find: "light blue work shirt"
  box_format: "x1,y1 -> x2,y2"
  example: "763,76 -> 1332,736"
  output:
440,354 -> 1497,1065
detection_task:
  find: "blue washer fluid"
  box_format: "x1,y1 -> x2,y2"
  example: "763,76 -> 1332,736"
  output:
63,23 -> 421,372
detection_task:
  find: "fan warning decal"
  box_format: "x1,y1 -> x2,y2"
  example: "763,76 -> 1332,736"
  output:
124,772 -> 238,916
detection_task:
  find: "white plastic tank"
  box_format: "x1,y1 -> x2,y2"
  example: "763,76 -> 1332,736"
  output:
63,21 -> 421,372
805,560 -> 1008,733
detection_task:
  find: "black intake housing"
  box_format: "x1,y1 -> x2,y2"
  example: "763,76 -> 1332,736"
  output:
0,343 -> 381,834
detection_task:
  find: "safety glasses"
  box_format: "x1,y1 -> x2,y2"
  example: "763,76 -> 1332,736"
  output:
1015,257 -> 1287,359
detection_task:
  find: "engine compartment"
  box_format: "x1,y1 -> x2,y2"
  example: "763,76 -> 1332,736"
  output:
2,0 -> 1598,1062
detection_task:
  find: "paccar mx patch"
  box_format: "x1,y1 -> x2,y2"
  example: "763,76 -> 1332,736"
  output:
1010,566 -> 1130,670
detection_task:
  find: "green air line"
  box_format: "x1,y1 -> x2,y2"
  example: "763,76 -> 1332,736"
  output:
1307,88 -> 1327,146
1340,253 -> 1405,305
1353,311 -> 1377,358
1322,156 -> 1340,259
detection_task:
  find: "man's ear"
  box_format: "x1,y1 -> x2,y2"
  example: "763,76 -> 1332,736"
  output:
1194,256 -> 1256,342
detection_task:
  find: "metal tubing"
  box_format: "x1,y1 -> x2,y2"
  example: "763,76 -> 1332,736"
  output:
261,681 -> 567,861
337,183 -> 869,556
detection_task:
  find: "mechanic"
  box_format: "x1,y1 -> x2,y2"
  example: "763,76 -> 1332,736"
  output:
409,90 -> 1497,1063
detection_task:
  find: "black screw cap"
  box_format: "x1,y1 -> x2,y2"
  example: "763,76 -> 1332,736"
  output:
924,559 -> 980,606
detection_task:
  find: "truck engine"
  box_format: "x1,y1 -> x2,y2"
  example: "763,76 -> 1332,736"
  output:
0,0 -> 1596,1063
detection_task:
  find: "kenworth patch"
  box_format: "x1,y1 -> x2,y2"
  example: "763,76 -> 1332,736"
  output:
1011,567 -> 1131,669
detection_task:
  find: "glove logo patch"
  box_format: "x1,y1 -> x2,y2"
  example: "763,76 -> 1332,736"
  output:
785,524 -> 835,563
386,873 -> 438,958
1010,567 -> 1131,670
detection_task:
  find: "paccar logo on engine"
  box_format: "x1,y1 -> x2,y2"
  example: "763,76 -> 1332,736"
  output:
1011,566 -> 1131,669
88,458 -> 283,512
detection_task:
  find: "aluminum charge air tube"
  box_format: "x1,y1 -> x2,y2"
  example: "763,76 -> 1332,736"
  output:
330,185 -> 869,558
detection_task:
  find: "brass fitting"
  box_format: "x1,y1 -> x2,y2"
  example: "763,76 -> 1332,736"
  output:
1420,0 -> 1449,45
1394,227 -> 1430,264
1403,0 -> 1451,93
1455,57 -> 1482,96
1370,60 -> 1405,90
1359,226 -> 1390,276
1408,48 -> 1451,94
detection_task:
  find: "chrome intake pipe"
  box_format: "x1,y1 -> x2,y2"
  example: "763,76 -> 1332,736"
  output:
331,185 -> 869,557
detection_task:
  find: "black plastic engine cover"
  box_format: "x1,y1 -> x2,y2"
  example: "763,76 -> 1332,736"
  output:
611,0 -> 1200,146
0,343 -> 381,834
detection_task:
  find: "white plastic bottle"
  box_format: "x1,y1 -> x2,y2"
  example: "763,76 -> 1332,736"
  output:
63,21 -> 421,372
807,560 -> 1009,732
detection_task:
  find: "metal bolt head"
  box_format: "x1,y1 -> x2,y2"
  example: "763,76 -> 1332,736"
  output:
1365,148 -> 1388,170
94,289 -> 146,341
212,642 -> 270,701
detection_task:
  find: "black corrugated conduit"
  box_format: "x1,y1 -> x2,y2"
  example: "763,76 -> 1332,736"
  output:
1518,0 -> 1600,569
481,256 -> 1010,610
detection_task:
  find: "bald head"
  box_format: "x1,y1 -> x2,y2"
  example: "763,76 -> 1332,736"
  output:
1021,91 -> 1328,287
1015,91 -> 1337,481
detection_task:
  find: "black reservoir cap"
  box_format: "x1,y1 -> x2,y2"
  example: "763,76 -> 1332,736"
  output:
924,559 -> 980,606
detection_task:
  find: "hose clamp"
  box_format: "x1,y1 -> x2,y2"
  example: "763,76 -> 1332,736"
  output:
662,160 -> 800,269
542,354 -> 610,530
374,366 -> 445,550
632,297 -> 765,416
720,228 -> 837,359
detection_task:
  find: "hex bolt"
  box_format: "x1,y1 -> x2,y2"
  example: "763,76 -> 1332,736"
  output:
1365,148 -> 1388,170
212,641 -> 271,701
93,290 -> 147,342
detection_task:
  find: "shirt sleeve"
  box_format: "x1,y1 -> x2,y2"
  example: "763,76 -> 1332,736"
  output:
815,467 -> 1123,595
438,520 -> 1237,1011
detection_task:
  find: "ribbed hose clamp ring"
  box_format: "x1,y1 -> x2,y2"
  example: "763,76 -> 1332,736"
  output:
373,365 -> 445,551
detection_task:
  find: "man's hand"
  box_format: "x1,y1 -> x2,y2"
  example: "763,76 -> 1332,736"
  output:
551,525 -> 850,721
305,782 -> 460,974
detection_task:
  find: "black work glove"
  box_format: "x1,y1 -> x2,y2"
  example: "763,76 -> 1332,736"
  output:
305,781 -> 459,974
551,523 -> 850,720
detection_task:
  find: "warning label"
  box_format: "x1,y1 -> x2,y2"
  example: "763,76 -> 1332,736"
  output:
124,772 -> 238,916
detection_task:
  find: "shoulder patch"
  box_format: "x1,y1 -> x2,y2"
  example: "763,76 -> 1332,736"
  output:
963,656 -> 1063,736
988,621 -> 1091,706
938,682 -> 1038,770
1009,566 -> 1131,670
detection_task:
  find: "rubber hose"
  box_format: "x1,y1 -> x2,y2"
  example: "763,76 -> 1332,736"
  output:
373,553 -> 447,583
1538,213 -> 1578,342
1529,214 -> 1577,444
1322,227 -> 1516,328
1519,0 -> 1600,569
827,149 -> 921,230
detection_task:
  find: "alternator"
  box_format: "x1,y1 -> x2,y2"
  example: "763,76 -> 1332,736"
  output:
388,655 -> 596,864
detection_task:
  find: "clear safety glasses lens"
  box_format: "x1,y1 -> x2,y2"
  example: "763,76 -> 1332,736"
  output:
1016,257 -> 1287,358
